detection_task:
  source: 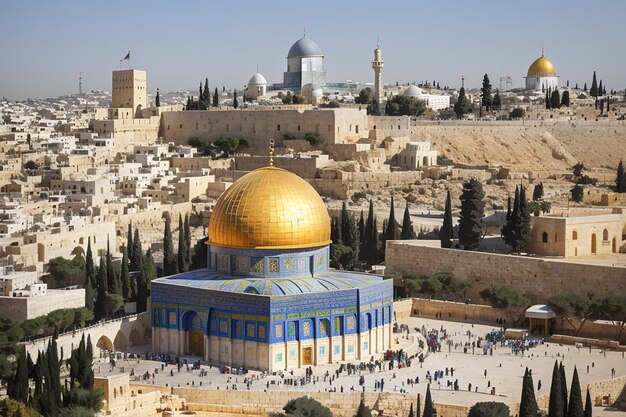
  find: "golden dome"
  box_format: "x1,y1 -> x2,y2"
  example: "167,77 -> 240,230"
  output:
208,166 -> 331,249
527,55 -> 556,77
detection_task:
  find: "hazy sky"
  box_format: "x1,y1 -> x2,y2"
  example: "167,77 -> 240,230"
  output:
1,0 -> 625,100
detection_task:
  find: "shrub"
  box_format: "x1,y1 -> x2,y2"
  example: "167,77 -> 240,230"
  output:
510,108 -> 525,119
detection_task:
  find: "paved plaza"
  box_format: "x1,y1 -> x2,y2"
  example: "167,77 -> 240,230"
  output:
95,316 -> 626,413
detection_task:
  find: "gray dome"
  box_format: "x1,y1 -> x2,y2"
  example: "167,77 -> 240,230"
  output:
404,85 -> 423,97
248,73 -> 267,85
288,36 -> 323,57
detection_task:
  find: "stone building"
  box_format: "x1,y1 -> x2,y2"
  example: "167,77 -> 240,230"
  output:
527,213 -> 623,257
151,165 -> 393,371
391,142 -> 438,170
245,73 -> 268,100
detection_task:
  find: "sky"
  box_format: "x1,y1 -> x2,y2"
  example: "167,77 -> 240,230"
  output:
1,0 -> 625,100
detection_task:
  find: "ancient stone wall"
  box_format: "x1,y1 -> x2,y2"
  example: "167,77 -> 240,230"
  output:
386,242 -> 626,304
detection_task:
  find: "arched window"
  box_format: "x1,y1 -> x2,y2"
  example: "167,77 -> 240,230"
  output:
542,232 -> 548,243
603,229 -> 609,241
572,230 -> 578,240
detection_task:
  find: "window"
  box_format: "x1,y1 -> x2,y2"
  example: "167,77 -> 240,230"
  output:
277,124 -> 281,131
297,125 -> 301,131
542,232 -> 548,243
603,229 -> 609,241
572,230 -> 578,240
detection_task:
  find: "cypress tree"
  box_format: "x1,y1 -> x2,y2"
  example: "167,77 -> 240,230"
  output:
493,89 -> 502,110
385,195 -> 400,241
213,87 -> 219,107
331,216 -> 342,244
121,246 -> 131,301
549,361 -> 564,417
481,74 -> 493,110
616,160 -> 624,193
9,349 -> 29,403
85,274 -> 94,311
203,78 -> 209,103
583,83 -> 587,92
184,214 -> 192,268
562,90 -> 570,107
127,222 -> 133,267
85,237 -> 95,288
519,185 -> 532,250
355,397 -> 372,417
46,337 -> 62,411
177,214 -> 189,273
568,367 -> 584,417
598,80 -> 603,97
520,368 -> 538,417
440,190 -> 454,248
454,87 -> 469,118
94,257 -> 108,319
506,195 -> 512,221
422,384 -> 436,417
584,388 -> 592,417
364,200 -> 378,265
233,90 -> 238,109
131,228 -> 142,271
358,209 -> 366,261
400,203 -> 417,239
340,202 -> 351,247
458,179 -> 485,250
551,89 -> 561,109
560,363 -> 568,417
546,90 -> 552,109
408,402 -> 414,417
590,71 -> 598,97
106,238 -> 117,294
163,216 -> 178,276
155,88 -> 160,107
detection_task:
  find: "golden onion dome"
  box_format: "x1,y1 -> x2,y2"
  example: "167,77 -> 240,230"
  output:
208,166 -> 331,249
527,54 -> 556,77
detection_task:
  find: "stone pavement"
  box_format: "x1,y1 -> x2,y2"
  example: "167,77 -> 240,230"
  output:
94,316 -> 626,409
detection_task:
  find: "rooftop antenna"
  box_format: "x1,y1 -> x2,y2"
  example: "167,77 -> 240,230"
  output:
461,76 -> 465,89
79,72 -> 83,95
303,26 -> 306,37
268,139 -> 275,167
541,47 -> 544,56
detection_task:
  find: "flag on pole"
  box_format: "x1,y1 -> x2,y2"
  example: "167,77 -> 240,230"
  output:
123,51 -> 130,60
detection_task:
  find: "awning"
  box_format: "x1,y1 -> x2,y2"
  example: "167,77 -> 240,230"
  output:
525,304 -> 556,319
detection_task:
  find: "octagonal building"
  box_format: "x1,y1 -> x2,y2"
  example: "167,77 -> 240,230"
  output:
150,164 -> 393,371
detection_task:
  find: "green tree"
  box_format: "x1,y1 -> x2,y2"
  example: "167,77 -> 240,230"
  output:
367,99 -> 380,116
596,296 -> 626,340
480,285 -> 530,325
385,95 -> 427,116
616,160 -> 625,193
105,239 -> 119,295
48,256 -> 85,288
304,133 -> 323,146
213,137 -> 249,157
163,216 -> 178,276
584,388 -> 592,417
532,183 -> 544,201
120,247 -> 131,301
8,348 -> 28,403
203,79 -> 209,103
546,90 -> 552,109
561,90 -> 570,107
547,294 -> 599,336
355,397 -> 372,417
520,368 -> 538,417
355,87 -> 373,104
422,384 -> 436,417
364,200 -> 379,265
357,210 -> 366,261
0,398 -> 42,417
137,249 -> 157,313
213,87 -> 219,107
549,361 -> 564,417
280,396 -> 332,417
155,88 -> 160,107
408,402 -> 414,417
492,90 -> 502,110
458,179 -> 485,250
454,87 -> 470,118
510,108 -> 525,119
85,237 -> 95,288
84,275 -> 94,312
570,185 -> 584,202
598,80 -> 603,97
440,190 -> 454,248
385,195 -> 400,242
233,90 -> 238,109
568,367 -> 584,417
551,89 -> 561,109
400,203 -> 417,239
94,257 -> 107,320
560,363 -> 568,417
468,402 -> 510,417
590,71 -> 598,97
130,228 -> 142,272
177,214 -> 189,273
481,74 -> 493,110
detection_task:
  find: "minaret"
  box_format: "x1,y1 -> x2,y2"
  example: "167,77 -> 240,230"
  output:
371,38 -> 384,106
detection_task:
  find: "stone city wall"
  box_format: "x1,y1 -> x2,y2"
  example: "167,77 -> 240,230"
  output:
311,171 -> 420,199
385,242 -> 626,304
0,288 -> 85,321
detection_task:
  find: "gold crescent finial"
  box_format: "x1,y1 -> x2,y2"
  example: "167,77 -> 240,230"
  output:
269,139 -> 275,167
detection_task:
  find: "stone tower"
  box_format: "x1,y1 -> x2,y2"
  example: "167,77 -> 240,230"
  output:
111,69 -> 147,117
371,40 -> 384,106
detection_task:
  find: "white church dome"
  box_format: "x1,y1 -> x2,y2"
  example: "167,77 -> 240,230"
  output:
248,73 -> 267,86
404,85 -> 423,98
